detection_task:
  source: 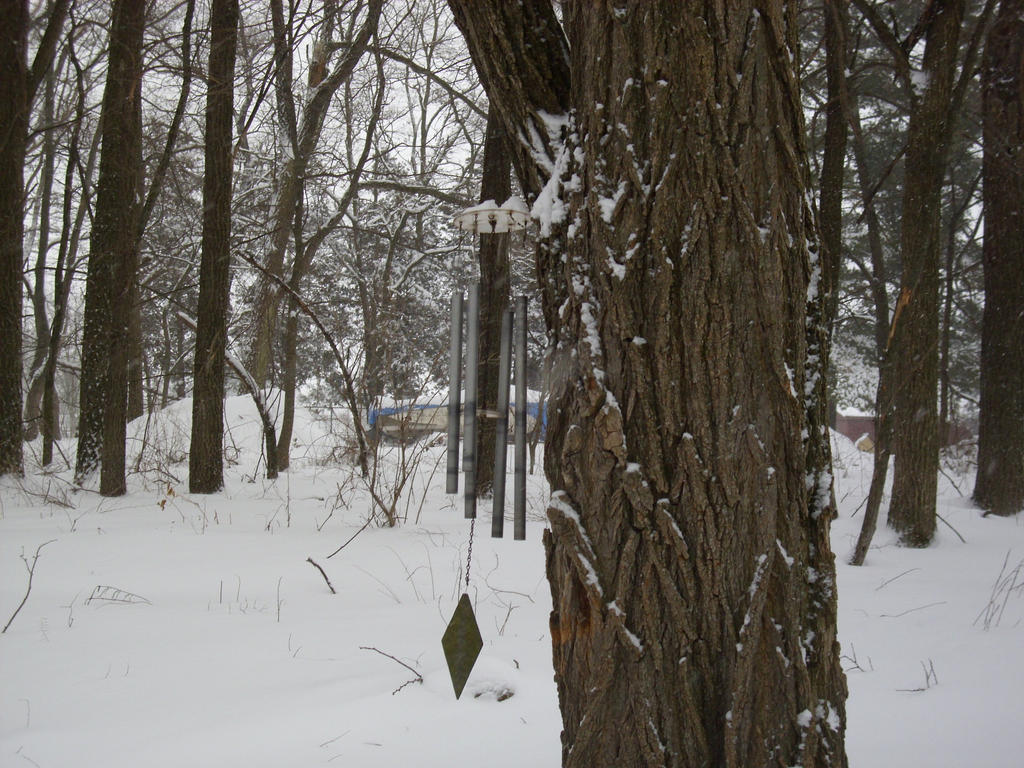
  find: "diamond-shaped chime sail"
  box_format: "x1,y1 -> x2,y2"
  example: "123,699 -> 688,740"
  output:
441,593 -> 483,699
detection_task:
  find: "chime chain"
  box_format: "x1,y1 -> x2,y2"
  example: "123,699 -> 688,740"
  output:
465,516 -> 476,590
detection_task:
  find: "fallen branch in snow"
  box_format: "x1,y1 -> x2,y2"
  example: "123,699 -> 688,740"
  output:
2,540 -> 56,634
875,568 -> 921,591
840,644 -> 874,674
359,646 -> 423,694
306,557 -> 336,594
878,601 -> 946,618
85,585 -> 152,606
936,511 -> 967,543
326,516 -> 374,559
896,659 -> 939,693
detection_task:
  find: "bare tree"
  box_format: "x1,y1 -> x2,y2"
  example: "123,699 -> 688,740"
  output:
246,0 -> 383,386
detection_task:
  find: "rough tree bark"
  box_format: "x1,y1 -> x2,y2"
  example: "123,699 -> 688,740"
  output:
974,0 -> 1024,516
97,0 -> 146,497
450,2 -> 848,766
475,105 -> 511,497
819,0 -> 849,340
74,0 -> 144,487
0,0 -> 29,477
887,0 -> 966,546
189,0 -> 239,494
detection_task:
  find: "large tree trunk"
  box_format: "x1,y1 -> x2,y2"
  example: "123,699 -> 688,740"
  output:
0,0 -> 67,475
189,0 -> 239,494
474,106 -> 511,498
0,0 -> 28,476
887,0 -> 965,546
98,0 -> 146,497
450,2 -> 847,766
974,0 -> 1024,516
75,0 -> 145,487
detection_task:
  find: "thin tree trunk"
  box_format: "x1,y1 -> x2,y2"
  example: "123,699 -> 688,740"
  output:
43,48 -> 99,466
276,296 -> 299,471
974,0 -> 1024,516
275,195 -> 305,471
23,65 -> 57,442
888,0 -> 965,546
127,278 -> 144,422
190,0 -> 239,493
847,75 -> 895,566
819,0 -> 849,340
475,106 -> 511,498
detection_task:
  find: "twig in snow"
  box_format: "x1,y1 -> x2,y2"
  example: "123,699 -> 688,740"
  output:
875,568 -> 921,591
326,516 -> 374,558
359,646 -> 423,694
936,511 -> 967,543
306,557 -> 336,594
15,746 -> 42,768
879,601 -> 946,618
897,659 -> 939,692
3,540 -> 57,634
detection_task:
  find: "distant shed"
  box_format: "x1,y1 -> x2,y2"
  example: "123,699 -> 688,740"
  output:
834,409 -> 974,450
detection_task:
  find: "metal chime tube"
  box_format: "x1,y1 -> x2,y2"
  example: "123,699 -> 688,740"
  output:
463,284 -> 480,519
513,295 -> 528,540
445,291 -> 464,494
491,307 -> 513,538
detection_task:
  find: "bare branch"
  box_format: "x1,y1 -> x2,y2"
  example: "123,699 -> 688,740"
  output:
2,540 -> 57,634
306,557 -> 336,594
368,44 -> 486,119
359,646 -> 423,694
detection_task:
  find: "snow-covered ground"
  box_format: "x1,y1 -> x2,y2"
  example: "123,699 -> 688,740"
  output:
2,397 -> 1021,767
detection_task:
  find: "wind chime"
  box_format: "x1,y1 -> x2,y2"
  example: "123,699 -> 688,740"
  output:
441,197 -> 532,699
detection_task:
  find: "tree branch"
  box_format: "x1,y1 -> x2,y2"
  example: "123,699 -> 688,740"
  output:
27,0 -> 71,105
2,540 -> 57,634
368,44 -> 486,119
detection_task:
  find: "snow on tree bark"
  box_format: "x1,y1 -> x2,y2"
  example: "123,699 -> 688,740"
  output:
450,2 -> 848,766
